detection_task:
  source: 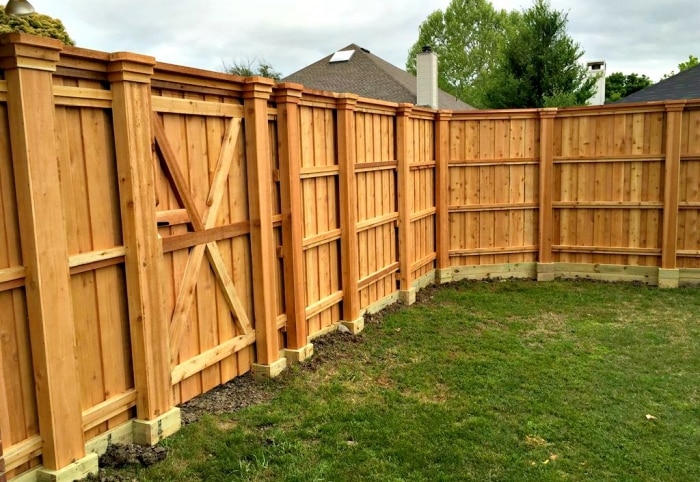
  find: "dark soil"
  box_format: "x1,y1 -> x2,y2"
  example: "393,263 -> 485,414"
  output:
78,310 -> 397,481
82,443 -> 167,481
179,371 -> 273,425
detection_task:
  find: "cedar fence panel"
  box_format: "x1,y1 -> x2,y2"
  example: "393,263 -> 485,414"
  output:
355,103 -> 398,310
678,104 -> 700,268
297,95 -> 342,339
447,111 -> 540,272
408,111 -> 437,286
53,72 -> 134,442
1,33 -> 699,481
552,106 -> 666,267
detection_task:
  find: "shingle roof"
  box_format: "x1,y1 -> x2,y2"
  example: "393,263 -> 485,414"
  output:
283,44 -> 473,110
617,64 -> 700,103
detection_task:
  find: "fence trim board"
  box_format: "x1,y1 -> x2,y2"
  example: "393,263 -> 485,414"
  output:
450,263 -> 538,282
81,390 -> 137,432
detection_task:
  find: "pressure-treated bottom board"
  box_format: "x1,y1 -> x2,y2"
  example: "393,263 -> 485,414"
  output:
447,263 -> 700,287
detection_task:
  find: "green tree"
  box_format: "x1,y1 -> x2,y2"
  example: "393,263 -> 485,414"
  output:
605,72 -> 652,103
0,7 -> 74,45
406,0 -> 518,107
222,57 -> 281,80
662,54 -> 699,80
483,0 -> 595,108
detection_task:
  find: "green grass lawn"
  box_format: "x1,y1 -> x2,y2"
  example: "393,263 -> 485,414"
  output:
106,280 -> 700,481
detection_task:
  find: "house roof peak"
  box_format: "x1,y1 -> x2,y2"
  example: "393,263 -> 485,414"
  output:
283,43 -> 472,110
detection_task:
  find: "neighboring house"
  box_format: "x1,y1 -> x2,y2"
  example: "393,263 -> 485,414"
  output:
283,43 -> 473,110
617,64 -> 700,103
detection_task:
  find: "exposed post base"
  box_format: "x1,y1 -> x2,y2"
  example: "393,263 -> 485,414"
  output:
537,263 -> 556,281
658,268 -> 680,288
133,407 -> 181,446
435,268 -> 453,284
36,453 -> 98,482
283,343 -> 314,364
341,316 -> 365,335
252,358 -> 287,379
398,288 -> 417,306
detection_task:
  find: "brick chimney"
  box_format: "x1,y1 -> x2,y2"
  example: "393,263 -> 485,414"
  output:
416,46 -> 438,109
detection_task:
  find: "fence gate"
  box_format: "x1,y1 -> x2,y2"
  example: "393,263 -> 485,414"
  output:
151,107 -> 255,402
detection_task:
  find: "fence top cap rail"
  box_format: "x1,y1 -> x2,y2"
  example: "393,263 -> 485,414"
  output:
154,60 -> 253,84
108,51 -> 156,66
0,31 -> 63,50
274,82 -> 304,92
356,95 -> 399,108
61,44 -> 111,62
299,84 -> 342,99
450,109 -> 541,120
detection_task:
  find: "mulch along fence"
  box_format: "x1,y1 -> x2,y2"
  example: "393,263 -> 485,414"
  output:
1,32 -> 699,480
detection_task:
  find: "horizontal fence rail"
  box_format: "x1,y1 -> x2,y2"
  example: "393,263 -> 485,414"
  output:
1,33 -> 699,481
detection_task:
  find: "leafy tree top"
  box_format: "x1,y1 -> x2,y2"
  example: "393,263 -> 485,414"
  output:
483,0 -> 596,108
0,7 -> 74,45
605,72 -> 652,103
406,0 -> 518,108
406,0 -> 595,109
662,54 -> 698,80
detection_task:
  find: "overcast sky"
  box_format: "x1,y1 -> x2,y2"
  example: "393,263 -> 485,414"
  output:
42,0 -> 699,83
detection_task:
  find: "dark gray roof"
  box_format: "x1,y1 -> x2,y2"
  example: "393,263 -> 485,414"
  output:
283,44 -> 473,110
617,64 -> 700,103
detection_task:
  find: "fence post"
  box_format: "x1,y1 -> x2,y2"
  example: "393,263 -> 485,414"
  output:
660,101 -> 685,288
435,110 -> 453,284
244,78 -> 287,377
397,104 -> 416,304
107,52 -> 180,444
537,108 -> 557,281
0,33 -> 98,479
275,83 -> 313,362
337,94 -> 363,333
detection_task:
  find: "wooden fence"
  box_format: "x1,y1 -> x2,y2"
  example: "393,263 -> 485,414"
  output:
0,33 -> 699,481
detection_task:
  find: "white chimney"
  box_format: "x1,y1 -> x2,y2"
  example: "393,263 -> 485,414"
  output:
416,46 -> 438,109
586,61 -> 606,105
